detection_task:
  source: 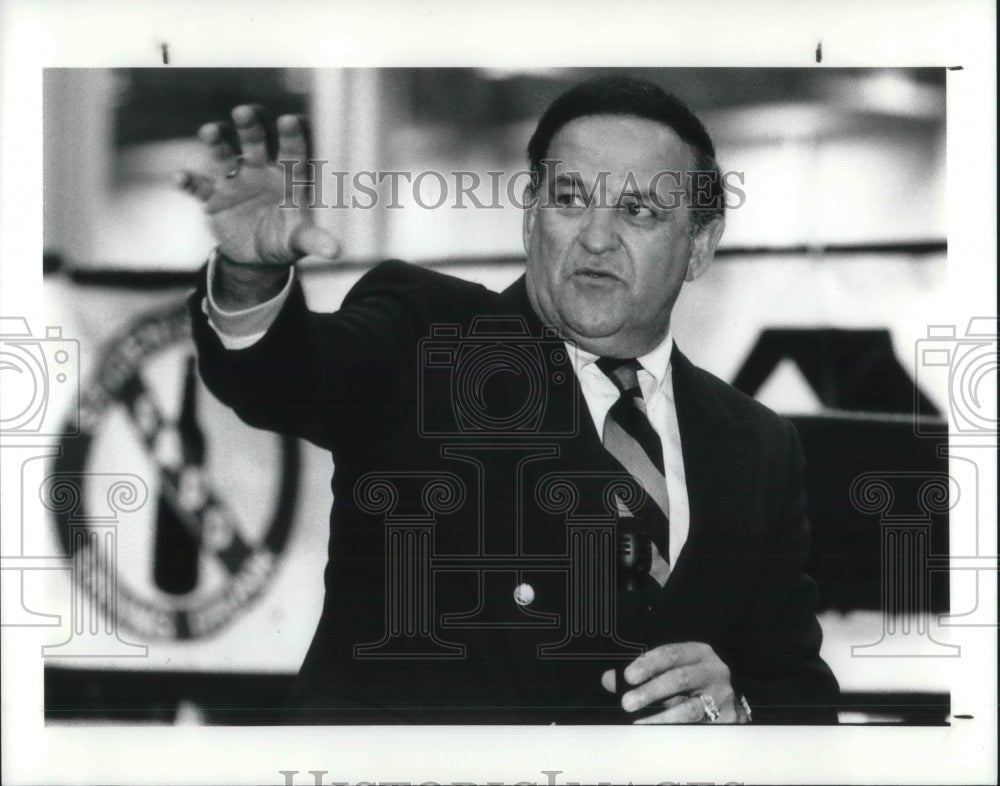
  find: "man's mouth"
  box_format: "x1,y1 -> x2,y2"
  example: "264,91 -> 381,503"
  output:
575,268 -> 622,282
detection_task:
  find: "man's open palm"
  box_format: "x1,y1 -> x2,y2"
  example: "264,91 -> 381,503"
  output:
177,105 -> 338,267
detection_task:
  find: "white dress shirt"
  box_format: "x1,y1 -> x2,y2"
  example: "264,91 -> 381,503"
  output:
204,255 -> 691,566
566,339 -> 690,567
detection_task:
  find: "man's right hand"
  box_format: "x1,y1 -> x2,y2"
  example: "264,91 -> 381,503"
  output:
176,105 -> 339,308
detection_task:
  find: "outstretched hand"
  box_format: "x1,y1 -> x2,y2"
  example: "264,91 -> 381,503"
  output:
177,105 -> 339,267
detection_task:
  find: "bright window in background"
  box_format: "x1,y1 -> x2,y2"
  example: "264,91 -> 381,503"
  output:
376,68 -> 946,259
43,67 -> 945,270
43,68 -> 309,271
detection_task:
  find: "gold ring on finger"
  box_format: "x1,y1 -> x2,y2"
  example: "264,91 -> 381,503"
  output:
225,156 -> 244,179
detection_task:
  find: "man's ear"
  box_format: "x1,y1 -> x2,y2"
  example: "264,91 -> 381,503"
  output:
685,215 -> 725,282
522,184 -> 538,255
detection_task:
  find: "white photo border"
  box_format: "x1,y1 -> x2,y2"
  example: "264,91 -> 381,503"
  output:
1,1 -> 996,784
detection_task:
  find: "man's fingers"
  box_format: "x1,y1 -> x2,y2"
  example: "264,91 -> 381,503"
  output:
290,224 -> 340,260
276,114 -> 309,166
634,695 -> 707,725
623,641 -> 708,687
174,170 -> 215,201
663,694 -> 689,710
601,669 -> 691,710
622,663 -> 704,712
198,122 -> 238,170
232,105 -> 270,166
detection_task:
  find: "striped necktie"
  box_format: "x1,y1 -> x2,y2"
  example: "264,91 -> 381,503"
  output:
596,357 -> 671,587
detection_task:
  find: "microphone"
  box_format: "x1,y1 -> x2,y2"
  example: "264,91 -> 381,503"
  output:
615,513 -> 653,705
618,524 -> 652,594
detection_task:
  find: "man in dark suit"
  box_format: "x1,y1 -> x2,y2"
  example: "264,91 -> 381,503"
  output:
182,76 -> 839,724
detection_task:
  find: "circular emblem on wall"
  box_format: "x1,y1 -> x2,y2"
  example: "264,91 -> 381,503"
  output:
52,299 -> 299,640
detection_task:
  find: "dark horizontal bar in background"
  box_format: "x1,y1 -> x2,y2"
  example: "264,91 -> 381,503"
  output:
714,239 -> 946,257
54,239 -> 947,289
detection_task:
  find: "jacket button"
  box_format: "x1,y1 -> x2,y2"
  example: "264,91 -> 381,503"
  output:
513,583 -> 535,606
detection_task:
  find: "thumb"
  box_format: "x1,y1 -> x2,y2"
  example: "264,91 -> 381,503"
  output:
291,224 -> 340,260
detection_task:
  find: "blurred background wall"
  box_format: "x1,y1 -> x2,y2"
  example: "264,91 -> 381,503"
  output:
34,67 -> 952,724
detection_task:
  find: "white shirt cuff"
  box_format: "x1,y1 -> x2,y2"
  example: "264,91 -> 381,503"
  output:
202,249 -> 294,350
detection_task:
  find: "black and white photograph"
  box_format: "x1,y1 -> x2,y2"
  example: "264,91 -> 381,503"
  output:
1,2 -> 996,784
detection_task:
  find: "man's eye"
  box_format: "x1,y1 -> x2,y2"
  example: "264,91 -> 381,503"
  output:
622,200 -> 654,219
554,189 -> 583,208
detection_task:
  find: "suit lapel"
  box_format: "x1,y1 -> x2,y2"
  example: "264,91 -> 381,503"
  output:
494,277 -> 622,552
660,348 -> 760,629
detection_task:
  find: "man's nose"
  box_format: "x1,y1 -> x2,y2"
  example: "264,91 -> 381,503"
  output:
578,206 -> 620,254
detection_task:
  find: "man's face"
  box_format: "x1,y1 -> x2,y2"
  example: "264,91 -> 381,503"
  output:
523,115 -> 724,358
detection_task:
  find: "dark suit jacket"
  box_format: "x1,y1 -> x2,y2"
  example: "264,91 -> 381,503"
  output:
190,260 -> 840,724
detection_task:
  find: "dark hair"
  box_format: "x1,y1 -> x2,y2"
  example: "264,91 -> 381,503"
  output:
527,75 -> 724,234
